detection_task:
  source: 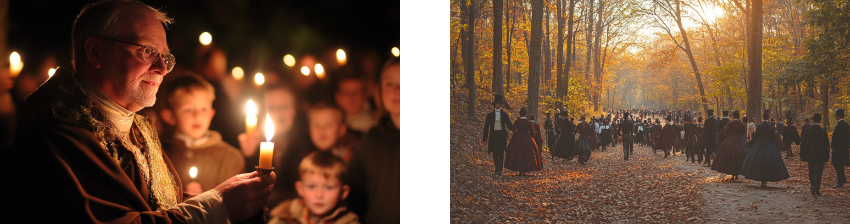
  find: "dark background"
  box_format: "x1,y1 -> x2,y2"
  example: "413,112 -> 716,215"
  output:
8,0 -> 399,75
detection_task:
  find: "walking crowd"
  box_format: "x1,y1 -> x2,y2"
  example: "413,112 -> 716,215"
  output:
482,94 -> 849,196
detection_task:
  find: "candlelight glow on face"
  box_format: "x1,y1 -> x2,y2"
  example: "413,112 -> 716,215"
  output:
254,73 -> 265,85
199,32 -> 212,45
301,66 -> 310,76
284,54 -> 296,67
314,63 -> 324,79
189,166 -> 198,179
48,68 -> 56,78
392,47 -> 400,57
232,67 -> 244,80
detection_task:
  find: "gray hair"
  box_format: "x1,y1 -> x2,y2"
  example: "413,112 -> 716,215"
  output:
71,0 -> 173,69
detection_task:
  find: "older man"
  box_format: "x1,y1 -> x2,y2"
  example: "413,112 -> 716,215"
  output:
2,1 -> 274,223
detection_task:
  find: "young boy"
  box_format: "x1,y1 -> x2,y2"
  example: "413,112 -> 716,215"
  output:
269,151 -> 359,224
309,101 -> 358,162
160,75 -> 245,195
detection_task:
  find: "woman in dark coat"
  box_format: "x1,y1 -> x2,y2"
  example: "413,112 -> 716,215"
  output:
553,111 -> 576,161
504,108 -> 543,175
739,110 -> 790,188
530,115 -> 544,158
575,116 -> 594,165
781,120 -> 800,159
712,110 -> 749,181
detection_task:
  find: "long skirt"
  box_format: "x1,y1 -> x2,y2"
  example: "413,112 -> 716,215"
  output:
504,135 -> 543,172
576,135 -> 594,164
600,129 -> 612,147
711,134 -> 749,176
553,132 -> 575,159
739,139 -> 789,182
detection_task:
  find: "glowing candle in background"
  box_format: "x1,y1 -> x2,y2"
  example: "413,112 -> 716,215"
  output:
259,113 -> 274,169
336,49 -> 346,66
254,73 -> 265,86
246,100 -> 258,136
48,68 -> 56,78
232,67 -> 244,80
392,47 -> 400,57
283,54 -> 296,67
9,52 -> 23,77
189,166 -> 198,179
199,32 -> 212,45
314,63 -> 325,79
301,66 -> 310,76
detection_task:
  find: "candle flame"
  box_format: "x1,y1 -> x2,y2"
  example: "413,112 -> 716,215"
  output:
283,54 -> 296,67
189,166 -> 197,178
232,67 -> 244,80
392,47 -> 400,57
254,73 -> 265,85
246,100 -> 257,116
199,32 -> 212,45
48,68 -> 56,78
10,52 -> 21,64
336,49 -> 346,61
314,63 -> 324,79
301,66 -> 310,76
265,113 -> 274,142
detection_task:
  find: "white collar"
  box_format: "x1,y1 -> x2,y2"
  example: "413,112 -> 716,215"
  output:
813,123 -> 821,126
495,108 -> 501,112
519,117 -> 526,119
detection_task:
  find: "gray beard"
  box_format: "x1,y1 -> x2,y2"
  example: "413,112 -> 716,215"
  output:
107,63 -> 158,109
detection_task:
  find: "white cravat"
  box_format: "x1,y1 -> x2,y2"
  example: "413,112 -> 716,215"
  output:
494,109 -> 501,130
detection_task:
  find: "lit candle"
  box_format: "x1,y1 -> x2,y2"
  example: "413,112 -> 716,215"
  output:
9,52 -> 23,77
314,63 -> 325,79
254,73 -> 265,86
189,166 -> 198,179
283,54 -> 296,67
392,47 -> 400,57
232,67 -> 244,80
259,113 -> 275,169
246,100 -> 258,136
199,32 -> 212,45
336,49 -> 346,66
301,66 -> 310,76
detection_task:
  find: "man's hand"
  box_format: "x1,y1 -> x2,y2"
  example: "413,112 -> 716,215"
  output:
215,171 -> 276,222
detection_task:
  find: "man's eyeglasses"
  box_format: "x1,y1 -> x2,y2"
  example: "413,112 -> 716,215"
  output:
100,37 -> 175,72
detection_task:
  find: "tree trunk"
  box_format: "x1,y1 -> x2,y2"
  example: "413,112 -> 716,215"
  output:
466,0 -> 477,117
544,2 -> 552,84
564,0 -> 576,99
674,0 -> 709,114
593,0 -> 604,111
528,0 -> 543,117
556,0 -> 564,98
585,0 -> 594,99
746,0 -> 763,120
493,0 -> 504,98
506,0 -> 515,90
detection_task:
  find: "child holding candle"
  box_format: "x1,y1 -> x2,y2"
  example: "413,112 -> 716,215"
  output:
159,75 -> 245,193
308,101 -> 359,163
269,151 -> 359,224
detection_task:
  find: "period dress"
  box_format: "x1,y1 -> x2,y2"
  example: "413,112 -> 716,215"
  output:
553,118 -> 576,159
711,119 -> 749,176
575,121 -> 595,164
504,117 -> 543,172
739,121 -> 790,182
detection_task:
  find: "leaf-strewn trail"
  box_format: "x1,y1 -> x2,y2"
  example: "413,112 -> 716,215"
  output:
450,95 -> 849,223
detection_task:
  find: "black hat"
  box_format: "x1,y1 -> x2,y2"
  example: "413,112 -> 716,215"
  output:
732,110 -> 740,118
722,111 -> 729,117
763,110 -> 771,120
492,95 -> 504,105
837,109 -> 845,117
707,109 -> 714,116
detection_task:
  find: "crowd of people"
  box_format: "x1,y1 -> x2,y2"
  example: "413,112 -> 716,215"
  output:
482,95 -> 849,196
1,0 -> 399,223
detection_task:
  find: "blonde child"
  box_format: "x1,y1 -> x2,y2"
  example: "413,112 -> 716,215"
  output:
269,151 -> 359,224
